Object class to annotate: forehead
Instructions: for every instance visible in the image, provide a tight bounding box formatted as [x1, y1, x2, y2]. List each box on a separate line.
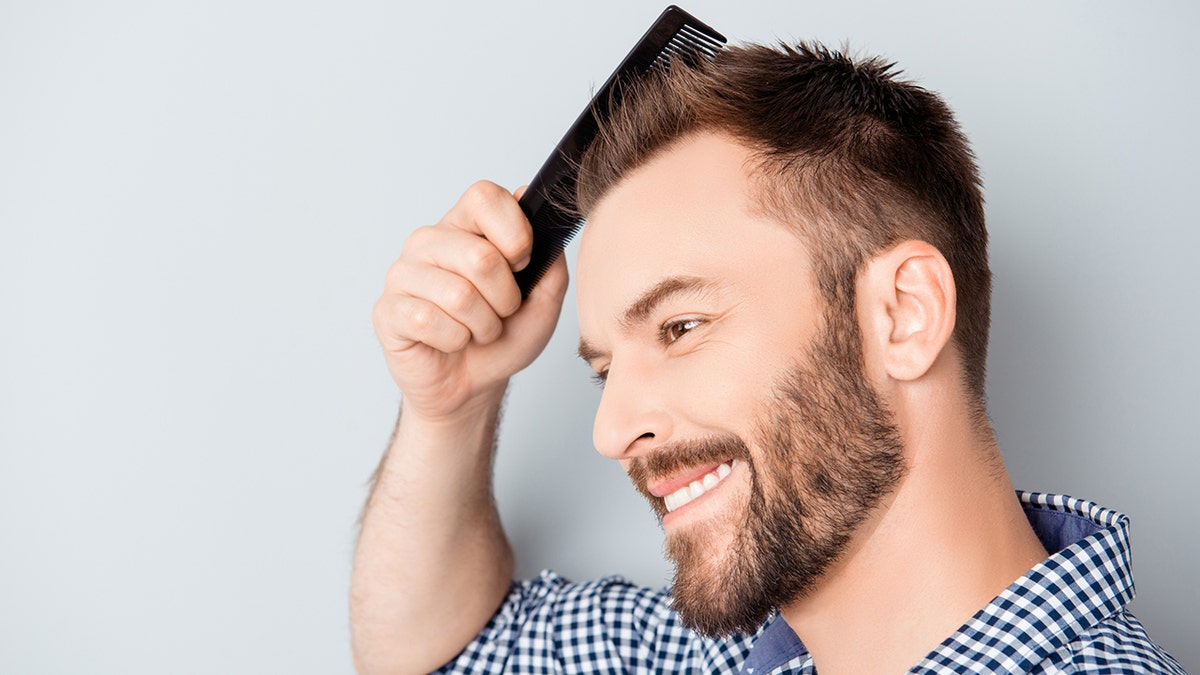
[576, 132, 815, 334]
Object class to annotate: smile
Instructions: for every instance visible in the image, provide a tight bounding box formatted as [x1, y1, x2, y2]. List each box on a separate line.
[663, 460, 736, 513]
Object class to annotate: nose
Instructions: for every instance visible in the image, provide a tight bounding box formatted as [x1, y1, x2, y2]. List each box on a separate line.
[592, 360, 674, 460]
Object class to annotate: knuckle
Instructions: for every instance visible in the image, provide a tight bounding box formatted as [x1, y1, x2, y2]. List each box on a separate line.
[403, 225, 438, 254]
[442, 278, 476, 313]
[407, 302, 437, 333]
[384, 260, 407, 290]
[466, 180, 505, 208]
[465, 240, 505, 275]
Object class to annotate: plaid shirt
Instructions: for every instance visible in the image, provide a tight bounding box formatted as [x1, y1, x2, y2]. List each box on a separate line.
[435, 492, 1187, 674]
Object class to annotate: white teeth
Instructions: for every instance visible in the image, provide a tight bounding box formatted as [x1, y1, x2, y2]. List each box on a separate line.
[663, 461, 736, 513]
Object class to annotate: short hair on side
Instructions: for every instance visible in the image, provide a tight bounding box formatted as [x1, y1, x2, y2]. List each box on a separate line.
[576, 42, 992, 412]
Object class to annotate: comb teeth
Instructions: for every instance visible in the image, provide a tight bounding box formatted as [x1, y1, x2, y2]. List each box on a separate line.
[650, 19, 724, 71]
[678, 25, 725, 55]
[513, 6, 727, 299]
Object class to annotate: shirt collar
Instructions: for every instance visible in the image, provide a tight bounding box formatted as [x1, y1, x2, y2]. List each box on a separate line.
[739, 491, 1136, 674]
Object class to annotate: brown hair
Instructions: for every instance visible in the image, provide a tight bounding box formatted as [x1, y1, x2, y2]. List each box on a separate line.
[577, 42, 991, 408]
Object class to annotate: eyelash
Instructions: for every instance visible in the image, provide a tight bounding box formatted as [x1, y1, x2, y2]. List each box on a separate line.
[589, 318, 705, 388]
[660, 317, 704, 345]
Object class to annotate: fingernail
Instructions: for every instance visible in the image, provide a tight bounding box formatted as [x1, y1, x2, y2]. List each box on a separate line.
[514, 255, 531, 272]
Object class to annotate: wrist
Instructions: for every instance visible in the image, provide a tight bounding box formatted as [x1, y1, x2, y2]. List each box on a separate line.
[398, 380, 508, 437]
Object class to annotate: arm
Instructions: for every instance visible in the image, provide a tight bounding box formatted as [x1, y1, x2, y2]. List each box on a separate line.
[350, 182, 569, 674]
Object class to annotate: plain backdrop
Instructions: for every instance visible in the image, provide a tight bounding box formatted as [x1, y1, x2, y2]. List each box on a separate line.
[1, 1, 1196, 673]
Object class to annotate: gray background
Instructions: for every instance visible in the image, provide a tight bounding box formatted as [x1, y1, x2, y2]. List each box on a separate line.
[1, 1, 1196, 673]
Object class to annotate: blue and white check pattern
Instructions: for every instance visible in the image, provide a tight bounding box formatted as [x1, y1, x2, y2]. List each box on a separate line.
[434, 492, 1187, 674]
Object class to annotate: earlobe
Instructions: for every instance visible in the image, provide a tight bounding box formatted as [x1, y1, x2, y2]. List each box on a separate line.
[864, 241, 956, 382]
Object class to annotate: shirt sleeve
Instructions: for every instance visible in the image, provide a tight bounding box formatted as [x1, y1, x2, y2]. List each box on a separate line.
[433, 569, 757, 674]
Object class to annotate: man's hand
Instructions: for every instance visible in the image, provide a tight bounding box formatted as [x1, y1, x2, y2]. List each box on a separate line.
[354, 181, 568, 675]
[372, 181, 569, 420]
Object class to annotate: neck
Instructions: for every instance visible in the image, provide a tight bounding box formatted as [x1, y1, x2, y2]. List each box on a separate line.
[780, 379, 1048, 675]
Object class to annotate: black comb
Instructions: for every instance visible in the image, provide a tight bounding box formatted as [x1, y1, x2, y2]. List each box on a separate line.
[513, 5, 726, 298]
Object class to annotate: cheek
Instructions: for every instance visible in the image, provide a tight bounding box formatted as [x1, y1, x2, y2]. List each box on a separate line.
[668, 348, 775, 428]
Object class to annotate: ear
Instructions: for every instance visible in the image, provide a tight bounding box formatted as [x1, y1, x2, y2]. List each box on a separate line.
[859, 240, 956, 382]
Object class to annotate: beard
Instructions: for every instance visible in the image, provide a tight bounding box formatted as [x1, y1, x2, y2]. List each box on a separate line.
[627, 304, 906, 638]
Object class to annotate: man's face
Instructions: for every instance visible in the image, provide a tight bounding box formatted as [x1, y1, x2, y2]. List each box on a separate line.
[576, 133, 905, 637]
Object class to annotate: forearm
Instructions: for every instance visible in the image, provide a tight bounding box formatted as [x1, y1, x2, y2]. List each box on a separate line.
[351, 392, 514, 675]
[357, 180, 568, 673]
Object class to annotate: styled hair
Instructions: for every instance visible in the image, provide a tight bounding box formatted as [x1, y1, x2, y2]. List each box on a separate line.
[576, 42, 991, 407]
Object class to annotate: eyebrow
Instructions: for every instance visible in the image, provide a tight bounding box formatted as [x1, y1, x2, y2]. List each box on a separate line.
[577, 275, 720, 363]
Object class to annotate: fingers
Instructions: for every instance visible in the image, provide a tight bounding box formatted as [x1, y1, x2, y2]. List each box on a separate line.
[387, 259, 505, 346]
[528, 251, 569, 308]
[376, 182, 534, 358]
[398, 226, 522, 320]
[441, 181, 534, 272]
[373, 293, 470, 355]
[498, 253, 569, 350]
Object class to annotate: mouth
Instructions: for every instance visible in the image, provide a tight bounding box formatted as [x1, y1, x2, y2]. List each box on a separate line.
[628, 435, 751, 522]
[657, 459, 737, 513]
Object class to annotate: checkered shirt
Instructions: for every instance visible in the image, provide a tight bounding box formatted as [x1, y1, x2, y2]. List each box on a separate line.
[434, 492, 1187, 674]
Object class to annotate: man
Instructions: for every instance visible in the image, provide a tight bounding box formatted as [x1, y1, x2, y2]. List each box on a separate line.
[352, 42, 1186, 674]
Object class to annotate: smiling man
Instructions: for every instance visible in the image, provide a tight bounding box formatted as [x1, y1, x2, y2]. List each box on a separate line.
[351, 44, 1185, 674]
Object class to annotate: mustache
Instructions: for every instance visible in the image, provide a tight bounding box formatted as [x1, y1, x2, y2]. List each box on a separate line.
[627, 434, 752, 512]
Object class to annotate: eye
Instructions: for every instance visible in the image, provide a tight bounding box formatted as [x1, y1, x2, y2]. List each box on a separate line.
[661, 318, 704, 345]
[590, 369, 608, 388]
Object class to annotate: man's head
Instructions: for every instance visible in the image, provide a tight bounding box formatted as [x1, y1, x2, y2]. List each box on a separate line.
[573, 43, 988, 637]
[578, 42, 989, 406]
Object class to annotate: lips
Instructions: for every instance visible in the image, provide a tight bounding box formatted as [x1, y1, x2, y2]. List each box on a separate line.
[627, 434, 751, 520]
